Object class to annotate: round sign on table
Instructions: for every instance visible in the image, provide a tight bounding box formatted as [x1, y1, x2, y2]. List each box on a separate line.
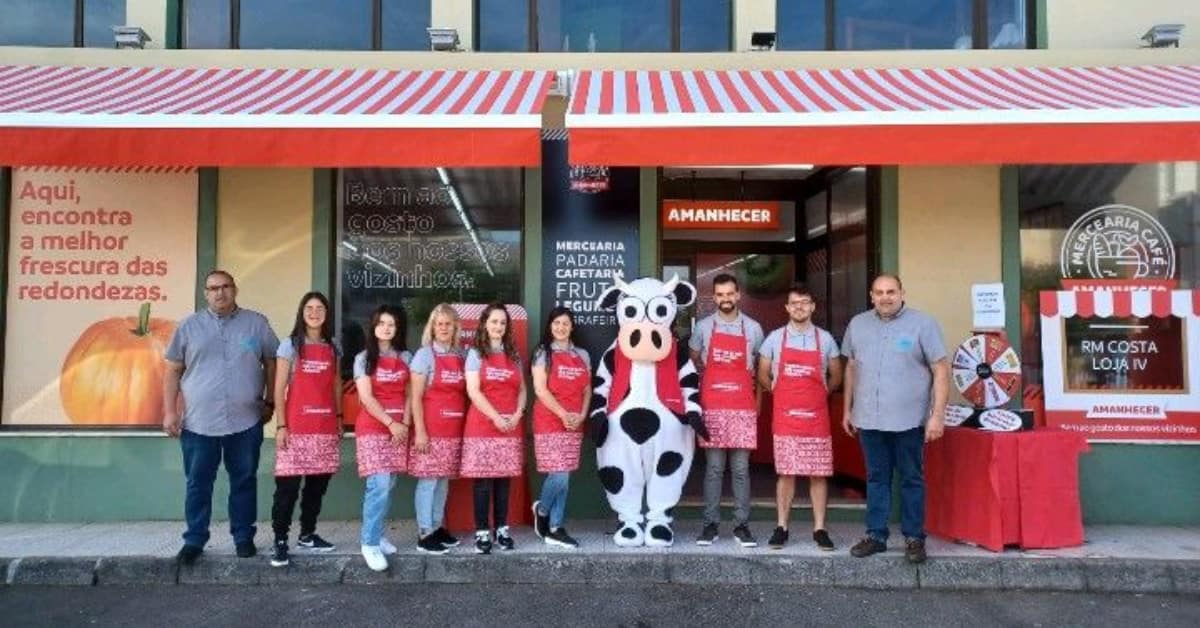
[952, 334, 1021, 409]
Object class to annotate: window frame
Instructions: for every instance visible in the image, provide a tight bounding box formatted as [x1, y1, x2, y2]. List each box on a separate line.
[4, 0, 111, 48]
[778, 0, 1037, 51]
[475, 0, 734, 52]
[181, 0, 430, 50]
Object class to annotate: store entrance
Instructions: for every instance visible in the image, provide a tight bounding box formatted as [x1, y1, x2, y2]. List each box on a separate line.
[660, 166, 875, 515]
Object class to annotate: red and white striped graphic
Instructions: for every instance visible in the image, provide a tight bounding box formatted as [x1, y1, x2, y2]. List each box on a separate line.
[566, 66, 1200, 165]
[0, 65, 553, 167]
[1040, 289, 1200, 318]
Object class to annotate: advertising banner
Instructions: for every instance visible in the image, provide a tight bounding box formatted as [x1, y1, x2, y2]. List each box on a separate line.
[3, 167, 198, 426]
[662, 199, 781, 230]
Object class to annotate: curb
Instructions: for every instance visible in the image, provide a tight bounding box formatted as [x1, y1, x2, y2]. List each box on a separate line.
[2, 554, 1198, 593]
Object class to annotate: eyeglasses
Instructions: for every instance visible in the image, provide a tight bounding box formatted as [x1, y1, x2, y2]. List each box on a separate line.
[786, 300, 814, 307]
[205, 283, 233, 292]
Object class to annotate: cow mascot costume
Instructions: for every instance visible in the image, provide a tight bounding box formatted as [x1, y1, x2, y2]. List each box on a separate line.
[589, 273, 707, 547]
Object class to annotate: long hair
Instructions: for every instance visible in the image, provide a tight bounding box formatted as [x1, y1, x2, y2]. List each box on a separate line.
[364, 304, 406, 376]
[288, 291, 334, 356]
[421, 303, 461, 348]
[473, 302, 518, 361]
[538, 306, 579, 364]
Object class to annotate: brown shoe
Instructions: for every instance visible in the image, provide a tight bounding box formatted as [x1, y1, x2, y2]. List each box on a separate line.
[905, 538, 927, 564]
[850, 537, 887, 558]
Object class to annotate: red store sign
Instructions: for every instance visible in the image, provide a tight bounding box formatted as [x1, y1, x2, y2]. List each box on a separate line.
[662, 200, 781, 230]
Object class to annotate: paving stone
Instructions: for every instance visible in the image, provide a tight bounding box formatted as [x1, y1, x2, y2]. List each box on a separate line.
[10, 557, 97, 586]
[259, 556, 348, 585]
[1084, 559, 1174, 594]
[997, 559, 1086, 592]
[1168, 561, 1200, 594]
[342, 555, 424, 584]
[178, 556, 268, 585]
[96, 557, 178, 585]
[827, 555, 918, 590]
[918, 558, 1003, 590]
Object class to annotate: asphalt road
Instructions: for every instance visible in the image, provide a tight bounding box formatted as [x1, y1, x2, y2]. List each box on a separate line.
[2, 585, 1197, 627]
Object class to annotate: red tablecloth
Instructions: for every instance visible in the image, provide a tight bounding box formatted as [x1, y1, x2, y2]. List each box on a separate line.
[925, 427, 1089, 551]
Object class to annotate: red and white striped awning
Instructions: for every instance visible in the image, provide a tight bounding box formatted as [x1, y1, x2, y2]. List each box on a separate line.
[566, 65, 1200, 165]
[0, 65, 552, 167]
[1040, 290, 1200, 318]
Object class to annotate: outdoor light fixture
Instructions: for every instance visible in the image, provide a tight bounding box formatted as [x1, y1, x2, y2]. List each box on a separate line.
[1141, 24, 1184, 48]
[112, 26, 150, 49]
[751, 31, 776, 51]
[427, 27, 461, 52]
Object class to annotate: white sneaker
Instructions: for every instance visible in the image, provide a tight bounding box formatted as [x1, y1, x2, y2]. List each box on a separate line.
[379, 537, 398, 556]
[361, 544, 388, 571]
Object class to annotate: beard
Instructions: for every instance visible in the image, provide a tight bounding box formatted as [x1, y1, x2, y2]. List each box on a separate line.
[717, 301, 736, 312]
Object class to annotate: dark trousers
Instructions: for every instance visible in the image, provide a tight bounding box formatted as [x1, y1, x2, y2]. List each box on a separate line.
[859, 426, 926, 542]
[473, 478, 511, 530]
[180, 424, 264, 548]
[271, 473, 333, 540]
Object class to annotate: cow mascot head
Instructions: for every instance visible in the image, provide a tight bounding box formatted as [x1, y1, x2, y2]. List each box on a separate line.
[588, 272, 707, 547]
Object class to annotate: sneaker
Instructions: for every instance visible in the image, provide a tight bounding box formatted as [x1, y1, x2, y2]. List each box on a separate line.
[417, 534, 449, 555]
[545, 528, 579, 548]
[905, 538, 927, 564]
[361, 544, 388, 571]
[235, 541, 257, 558]
[732, 524, 758, 548]
[474, 530, 493, 555]
[379, 537, 398, 555]
[297, 533, 335, 553]
[495, 526, 515, 551]
[767, 527, 789, 550]
[270, 540, 290, 567]
[431, 527, 459, 548]
[176, 544, 202, 566]
[696, 523, 719, 546]
[850, 537, 887, 558]
[813, 529, 836, 551]
[531, 501, 550, 539]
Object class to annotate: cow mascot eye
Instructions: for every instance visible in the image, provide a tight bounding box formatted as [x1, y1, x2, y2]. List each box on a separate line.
[588, 271, 705, 549]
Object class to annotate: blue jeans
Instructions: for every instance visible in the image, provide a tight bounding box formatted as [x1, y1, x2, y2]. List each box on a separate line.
[537, 472, 570, 529]
[361, 473, 395, 546]
[414, 477, 449, 535]
[180, 424, 264, 548]
[859, 427, 926, 542]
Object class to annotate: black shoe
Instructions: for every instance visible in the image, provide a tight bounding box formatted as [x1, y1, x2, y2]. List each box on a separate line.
[474, 531, 492, 555]
[417, 534, 449, 555]
[270, 540, 289, 567]
[696, 523, 719, 546]
[235, 541, 257, 558]
[732, 524, 757, 548]
[532, 501, 550, 539]
[495, 526, 515, 551]
[813, 529, 836, 551]
[545, 528, 579, 548]
[431, 527, 460, 548]
[850, 537, 887, 558]
[297, 533, 335, 552]
[767, 527, 789, 549]
[176, 544, 203, 565]
[905, 538, 927, 564]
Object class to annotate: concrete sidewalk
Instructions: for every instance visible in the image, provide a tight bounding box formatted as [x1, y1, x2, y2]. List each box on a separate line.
[2, 520, 1198, 593]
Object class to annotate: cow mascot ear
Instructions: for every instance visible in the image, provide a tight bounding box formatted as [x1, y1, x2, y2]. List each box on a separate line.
[597, 272, 629, 311]
[665, 274, 696, 308]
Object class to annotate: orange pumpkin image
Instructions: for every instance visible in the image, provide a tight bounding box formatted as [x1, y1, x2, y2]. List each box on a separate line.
[60, 303, 177, 425]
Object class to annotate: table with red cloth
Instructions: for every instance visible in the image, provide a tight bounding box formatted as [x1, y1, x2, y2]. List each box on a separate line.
[925, 426, 1090, 552]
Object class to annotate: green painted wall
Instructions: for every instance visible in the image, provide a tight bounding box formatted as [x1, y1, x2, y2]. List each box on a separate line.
[194, 168, 218, 308]
[876, 166, 899, 273]
[639, 167, 659, 277]
[311, 169, 335, 295]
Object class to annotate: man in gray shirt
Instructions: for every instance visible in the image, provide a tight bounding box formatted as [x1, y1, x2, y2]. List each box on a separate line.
[163, 270, 279, 565]
[689, 273, 765, 548]
[841, 274, 949, 564]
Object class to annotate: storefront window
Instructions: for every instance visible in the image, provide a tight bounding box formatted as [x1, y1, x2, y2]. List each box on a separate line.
[987, 0, 1026, 48]
[337, 168, 523, 374]
[680, 0, 732, 51]
[184, 0, 232, 48]
[477, 0, 531, 51]
[801, 168, 871, 340]
[536, 0, 669, 52]
[775, 0, 826, 51]
[776, 0, 1028, 50]
[381, 0, 432, 50]
[239, 0, 372, 49]
[0, 0, 123, 47]
[1018, 163, 1200, 392]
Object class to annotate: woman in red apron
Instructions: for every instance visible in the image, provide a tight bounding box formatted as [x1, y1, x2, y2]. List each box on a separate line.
[461, 302, 526, 554]
[353, 305, 412, 571]
[761, 285, 843, 551]
[409, 303, 467, 555]
[270, 291, 341, 568]
[530, 307, 590, 549]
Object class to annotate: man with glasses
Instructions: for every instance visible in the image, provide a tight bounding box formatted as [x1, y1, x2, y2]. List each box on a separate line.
[757, 283, 842, 550]
[163, 270, 279, 565]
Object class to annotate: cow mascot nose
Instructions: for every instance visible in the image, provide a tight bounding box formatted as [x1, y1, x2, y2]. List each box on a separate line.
[588, 272, 707, 547]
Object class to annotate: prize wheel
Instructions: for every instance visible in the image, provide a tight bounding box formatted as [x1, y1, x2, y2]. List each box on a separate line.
[952, 333, 1021, 409]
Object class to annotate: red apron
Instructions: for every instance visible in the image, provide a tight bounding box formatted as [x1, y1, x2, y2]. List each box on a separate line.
[354, 354, 410, 477]
[532, 347, 588, 473]
[772, 327, 833, 476]
[460, 350, 524, 478]
[699, 320, 758, 449]
[275, 341, 340, 477]
[409, 348, 467, 478]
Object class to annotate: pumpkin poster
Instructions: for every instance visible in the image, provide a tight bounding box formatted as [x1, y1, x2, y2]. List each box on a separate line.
[2, 167, 198, 426]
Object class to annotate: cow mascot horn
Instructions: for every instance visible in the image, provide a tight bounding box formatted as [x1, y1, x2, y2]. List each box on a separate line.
[588, 271, 707, 547]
